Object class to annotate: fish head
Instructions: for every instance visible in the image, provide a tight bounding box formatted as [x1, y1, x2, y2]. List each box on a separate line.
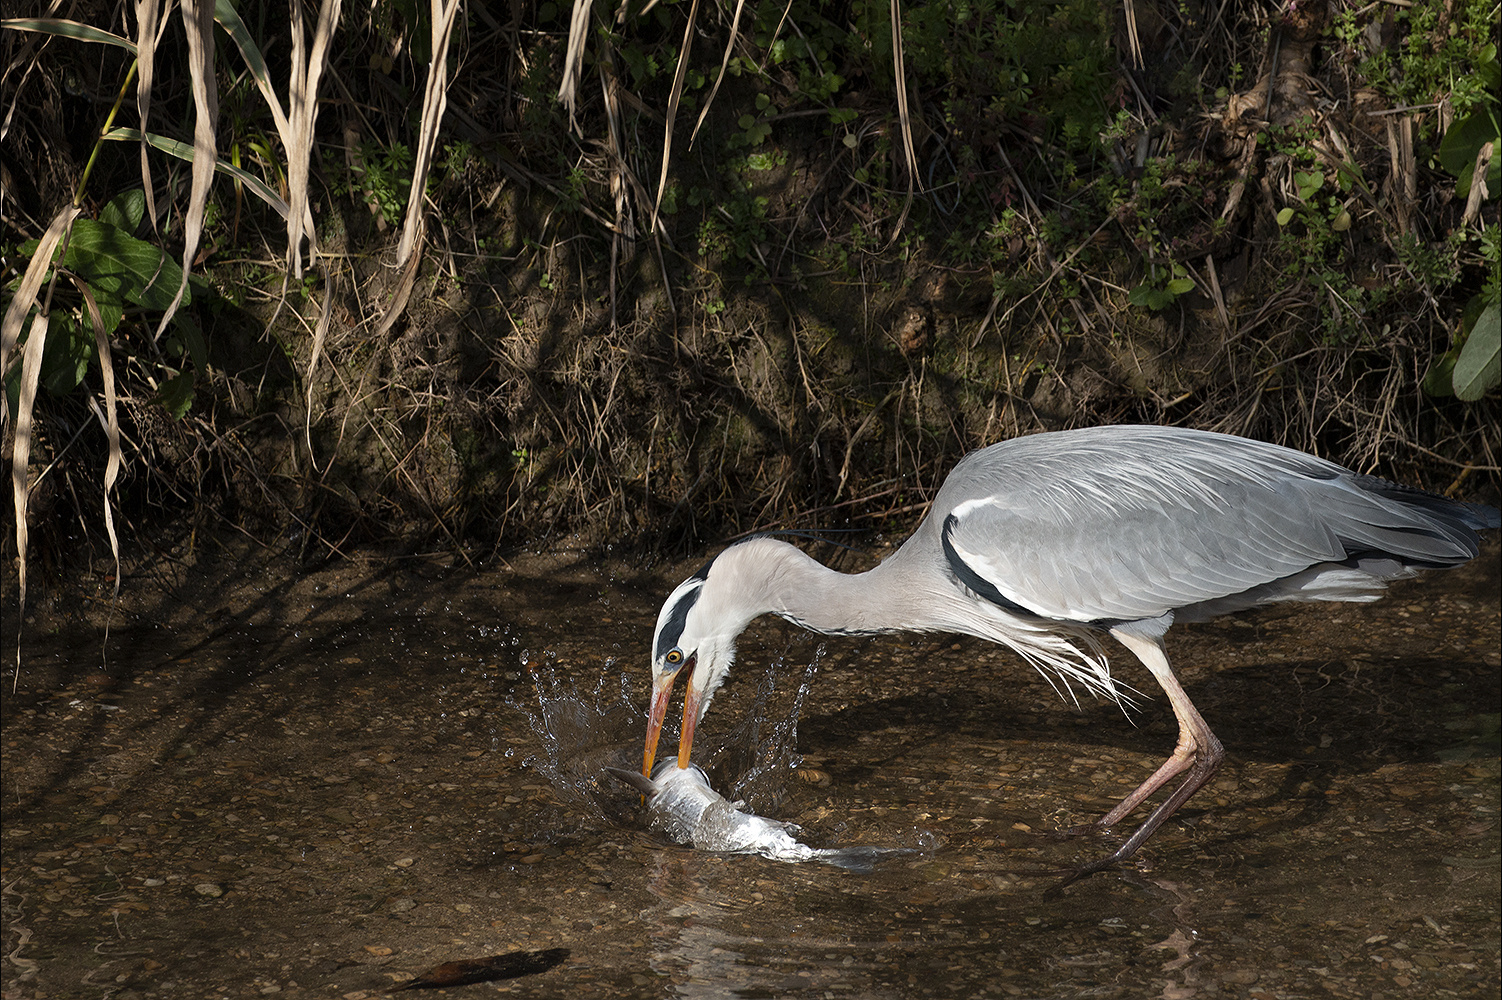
[604, 762, 714, 800]
[650, 760, 713, 790]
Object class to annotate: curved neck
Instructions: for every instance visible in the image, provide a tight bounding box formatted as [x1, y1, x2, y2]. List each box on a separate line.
[719, 538, 920, 636]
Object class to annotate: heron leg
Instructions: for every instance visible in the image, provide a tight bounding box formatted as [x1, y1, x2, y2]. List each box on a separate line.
[1057, 630, 1224, 885]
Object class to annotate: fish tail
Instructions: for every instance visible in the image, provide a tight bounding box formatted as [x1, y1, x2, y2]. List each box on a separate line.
[815, 846, 911, 873]
[602, 766, 657, 796]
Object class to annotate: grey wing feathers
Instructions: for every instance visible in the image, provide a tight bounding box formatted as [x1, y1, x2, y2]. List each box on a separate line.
[938, 426, 1495, 625]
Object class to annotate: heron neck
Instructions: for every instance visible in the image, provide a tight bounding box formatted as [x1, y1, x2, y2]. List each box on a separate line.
[756, 541, 918, 635]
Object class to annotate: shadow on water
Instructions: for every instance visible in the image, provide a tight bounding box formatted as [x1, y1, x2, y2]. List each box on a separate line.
[1, 538, 1497, 998]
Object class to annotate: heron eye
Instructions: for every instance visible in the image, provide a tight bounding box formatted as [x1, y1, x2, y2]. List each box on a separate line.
[665, 649, 683, 666]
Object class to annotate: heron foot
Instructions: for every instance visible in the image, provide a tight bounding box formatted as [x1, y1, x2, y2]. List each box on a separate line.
[1050, 855, 1131, 892]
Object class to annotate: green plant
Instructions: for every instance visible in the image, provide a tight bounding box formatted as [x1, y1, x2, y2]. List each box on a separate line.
[866, 0, 1113, 156]
[1128, 263, 1195, 311]
[1426, 228, 1502, 401]
[1435, 43, 1501, 201]
[1335, 3, 1500, 132]
[6, 196, 208, 419]
[329, 141, 415, 230]
[727, 94, 774, 150]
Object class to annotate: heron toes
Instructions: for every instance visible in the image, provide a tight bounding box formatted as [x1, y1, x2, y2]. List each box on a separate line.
[1050, 855, 1130, 892]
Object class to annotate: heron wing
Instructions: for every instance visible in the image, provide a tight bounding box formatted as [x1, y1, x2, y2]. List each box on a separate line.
[936, 426, 1478, 624]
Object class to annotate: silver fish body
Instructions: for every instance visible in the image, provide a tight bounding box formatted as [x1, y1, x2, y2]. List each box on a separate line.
[604, 763, 900, 872]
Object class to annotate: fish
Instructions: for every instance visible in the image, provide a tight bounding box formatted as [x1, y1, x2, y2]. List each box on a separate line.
[603, 762, 907, 872]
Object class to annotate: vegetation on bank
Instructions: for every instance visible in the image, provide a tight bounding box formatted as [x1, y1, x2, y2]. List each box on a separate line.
[2, 0, 1498, 610]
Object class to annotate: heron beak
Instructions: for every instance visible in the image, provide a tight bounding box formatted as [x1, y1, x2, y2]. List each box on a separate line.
[677, 678, 703, 769]
[643, 671, 677, 777]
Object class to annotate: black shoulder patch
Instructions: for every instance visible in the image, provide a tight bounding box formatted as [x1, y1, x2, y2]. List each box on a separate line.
[941, 514, 1042, 619]
[655, 583, 703, 660]
[942, 514, 1122, 629]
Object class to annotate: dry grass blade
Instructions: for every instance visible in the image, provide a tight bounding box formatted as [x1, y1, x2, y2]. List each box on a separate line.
[598, 52, 629, 326]
[133, 0, 166, 233]
[284, 0, 342, 278]
[1122, 0, 1143, 70]
[1, 206, 80, 405]
[74, 279, 123, 600]
[287, 0, 311, 265]
[888, 0, 919, 229]
[1385, 115, 1416, 236]
[373, 252, 421, 339]
[651, 0, 702, 234]
[1461, 140, 1493, 227]
[154, 0, 217, 341]
[0, 205, 71, 667]
[8, 311, 50, 682]
[558, 0, 593, 126]
[396, 0, 462, 268]
[305, 276, 336, 465]
[689, 0, 750, 148]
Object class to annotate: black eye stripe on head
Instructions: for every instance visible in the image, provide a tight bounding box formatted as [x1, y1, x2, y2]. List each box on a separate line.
[655, 584, 703, 661]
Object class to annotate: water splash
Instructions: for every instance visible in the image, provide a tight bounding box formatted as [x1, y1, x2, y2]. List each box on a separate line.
[517, 649, 822, 824]
[703, 651, 820, 815]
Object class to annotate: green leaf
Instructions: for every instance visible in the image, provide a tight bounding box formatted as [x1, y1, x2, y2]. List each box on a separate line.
[1477, 43, 1501, 92]
[1453, 301, 1501, 401]
[100, 189, 147, 233]
[1422, 345, 1458, 397]
[1, 17, 136, 52]
[1438, 109, 1502, 199]
[103, 127, 290, 219]
[156, 371, 196, 419]
[1129, 283, 1175, 310]
[1165, 277, 1195, 295]
[1276, 207, 1295, 226]
[213, 0, 275, 98]
[170, 313, 209, 370]
[59, 219, 188, 312]
[40, 312, 94, 396]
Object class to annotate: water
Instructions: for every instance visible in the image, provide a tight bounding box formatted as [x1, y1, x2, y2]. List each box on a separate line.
[518, 652, 823, 827]
[1, 539, 1497, 998]
[518, 650, 924, 870]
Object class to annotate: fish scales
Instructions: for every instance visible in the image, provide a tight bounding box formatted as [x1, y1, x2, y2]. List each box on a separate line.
[603, 763, 905, 872]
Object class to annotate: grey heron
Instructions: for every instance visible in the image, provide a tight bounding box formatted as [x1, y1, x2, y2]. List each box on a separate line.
[641, 424, 1499, 879]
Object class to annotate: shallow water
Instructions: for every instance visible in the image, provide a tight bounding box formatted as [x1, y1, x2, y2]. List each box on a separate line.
[2, 538, 1498, 998]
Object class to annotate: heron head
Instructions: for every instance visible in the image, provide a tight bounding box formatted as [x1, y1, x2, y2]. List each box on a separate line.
[642, 558, 747, 776]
